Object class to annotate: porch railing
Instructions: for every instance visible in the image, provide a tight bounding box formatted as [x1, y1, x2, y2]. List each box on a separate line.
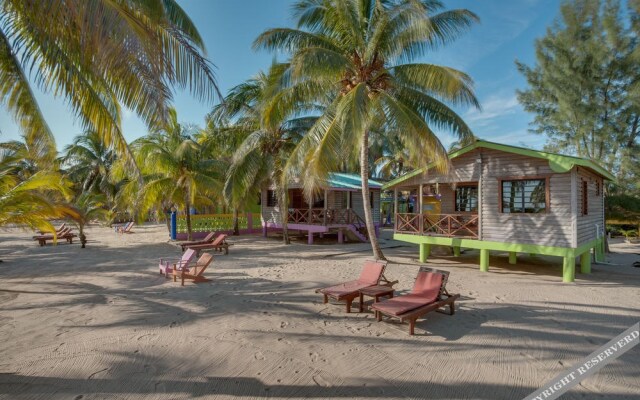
[395, 213, 479, 239]
[286, 208, 366, 227]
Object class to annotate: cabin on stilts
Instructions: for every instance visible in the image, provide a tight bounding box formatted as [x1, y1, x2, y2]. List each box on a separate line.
[384, 140, 614, 282]
[260, 173, 382, 244]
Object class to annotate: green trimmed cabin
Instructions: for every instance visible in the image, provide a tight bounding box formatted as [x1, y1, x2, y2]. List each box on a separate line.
[383, 140, 614, 282]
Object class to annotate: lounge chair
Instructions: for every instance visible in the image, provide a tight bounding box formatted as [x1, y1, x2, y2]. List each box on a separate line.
[117, 221, 134, 234]
[173, 252, 214, 286]
[186, 234, 232, 255]
[32, 227, 77, 246]
[179, 232, 217, 252]
[38, 223, 66, 235]
[315, 260, 392, 313]
[371, 267, 460, 335]
[159, 249, 196, 277]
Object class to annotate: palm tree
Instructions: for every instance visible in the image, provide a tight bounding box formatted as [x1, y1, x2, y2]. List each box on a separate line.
[0, 151, 76, 236]
[0, 0, 219, 168]
[255, 0, 479, 259]
[128, 110, 225, 241]
[70, 192, 111, 248]
[210, 63, 317, 244]
[62, 130, 118, 204]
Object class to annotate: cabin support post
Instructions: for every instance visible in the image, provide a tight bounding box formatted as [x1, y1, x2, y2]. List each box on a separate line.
[508, 252, 517, 264]
[580, 251, 591, 274]
[308, 231, 313, 245]
[393, 188, 398, 230]
[338, 229, 344, 244]
[419, 243, 430, 263]
[262, 225, 267, 237]
[562, 253, 575, 282]
[479, 249, 489, 272]
[453, 246, 461, 257]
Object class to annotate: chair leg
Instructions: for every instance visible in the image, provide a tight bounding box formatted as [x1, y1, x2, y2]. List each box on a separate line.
[323, 294, 328, 304]
[181, 273, 185, 286]
[376, 311, 382, 322]
[449, 301, 456, 315]
[345, 298, 352, 313]
[409, 318, 416, 335]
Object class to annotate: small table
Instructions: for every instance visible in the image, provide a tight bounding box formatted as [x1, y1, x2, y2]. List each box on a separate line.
[359, 285, 395, 313]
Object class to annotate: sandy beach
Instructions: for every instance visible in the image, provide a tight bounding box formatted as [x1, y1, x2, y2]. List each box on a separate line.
[0, 224, 639, 399]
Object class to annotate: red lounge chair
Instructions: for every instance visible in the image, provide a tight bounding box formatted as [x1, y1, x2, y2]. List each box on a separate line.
[173, 252, 214, 286]
[316, 260, 390, 313]
[371, 267, 460, 335]
[179, 232, 217, 252]
[159, 249, 196, 277]
[186, 234, 232, 255]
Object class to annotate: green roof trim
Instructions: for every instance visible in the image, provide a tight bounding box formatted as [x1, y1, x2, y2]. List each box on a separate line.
[326, 173, 383, 190]
[382, 140, 615, 190]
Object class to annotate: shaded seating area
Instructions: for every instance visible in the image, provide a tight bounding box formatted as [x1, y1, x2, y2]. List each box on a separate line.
[371, 267, 460, 335]
[179, 231, 217, 252]
[316, 260, 394, 313]
[186, 234, 232, 255]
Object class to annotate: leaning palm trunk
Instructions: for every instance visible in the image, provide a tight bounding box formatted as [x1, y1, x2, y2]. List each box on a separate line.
[185, 198, 193, 241]
[277, 184, 290, 244]
[360, 133, 385, 260]
[232, 207, 240, 236]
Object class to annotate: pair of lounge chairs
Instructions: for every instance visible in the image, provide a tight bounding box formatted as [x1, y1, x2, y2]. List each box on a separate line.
[114, 221, 134, 234]
[159, 249, 213, 286]
[317, 261, 460, 335]
[179, 232, 231, 255]
[32, 226, 78, 246]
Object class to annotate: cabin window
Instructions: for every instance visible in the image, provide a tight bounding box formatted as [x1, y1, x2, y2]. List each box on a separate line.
[266, 190, 277, 207]
[500, 179, 547, 213]
[595, 180, 601, 196]
[455, 186, 478, 212]
[582, 180, 588, 215]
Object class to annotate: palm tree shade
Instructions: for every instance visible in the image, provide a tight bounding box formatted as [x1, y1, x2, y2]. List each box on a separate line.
[255, 0, 480, 259]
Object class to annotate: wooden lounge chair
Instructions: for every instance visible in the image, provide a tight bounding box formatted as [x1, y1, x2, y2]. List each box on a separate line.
[32, 227, 77, 246]
[179, 232, 217, 252]
[38, 223, 66, 235]
[315, 260, 394, 313]
[159, 249, 196, 277]
[173, 252, 214, 286]
[186, 234, 232, 255]
[371, 267, 460, 335]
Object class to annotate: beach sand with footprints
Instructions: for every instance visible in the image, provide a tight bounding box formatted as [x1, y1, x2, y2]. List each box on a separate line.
[0, 224, 639, 399]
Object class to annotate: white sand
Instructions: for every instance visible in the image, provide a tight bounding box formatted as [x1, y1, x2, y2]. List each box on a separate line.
[0, 224, 639, 399]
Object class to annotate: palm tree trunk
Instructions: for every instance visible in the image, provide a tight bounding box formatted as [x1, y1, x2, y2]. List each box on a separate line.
[232, 207, 240, 236]
[278, 184, 290, 244]
[360, 133, 386, 260]
[185, 198, 193, 241]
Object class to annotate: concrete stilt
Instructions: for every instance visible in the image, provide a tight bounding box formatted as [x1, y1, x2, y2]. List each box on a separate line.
[580, 251, 591, 274]
[262, 226, 267, 237]
[338, 230, 344, 244]
[419, 243, 431, 263]
[308, 231, 313, 245]
[453, 246, 461, 257]
[508, 252, 517, 264]
[480, 249, 489, 272]
[563, 256, 575, 282]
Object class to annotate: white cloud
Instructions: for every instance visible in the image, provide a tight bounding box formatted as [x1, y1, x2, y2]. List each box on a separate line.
[464, 94, 521, 127]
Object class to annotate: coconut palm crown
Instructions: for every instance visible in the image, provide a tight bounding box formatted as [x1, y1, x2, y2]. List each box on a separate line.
[254, 0, 480, 259]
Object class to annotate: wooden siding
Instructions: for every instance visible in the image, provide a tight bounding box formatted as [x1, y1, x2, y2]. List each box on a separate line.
[399, 149, 482, 187]
[351, 190, 381, 223]
[576, 167, 605, 246]
[479, 149, 574, 247]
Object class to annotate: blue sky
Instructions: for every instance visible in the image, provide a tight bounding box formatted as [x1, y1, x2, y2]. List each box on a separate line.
[0, 0, 558, 150]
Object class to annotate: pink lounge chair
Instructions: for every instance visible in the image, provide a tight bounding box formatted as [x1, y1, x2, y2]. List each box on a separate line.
[172, 252, 214, 286]
[186, 234, 232, 255]
[315, 260, 391, 313]
[371, 267, 460, 335]
[117, 221, 134, 234]
[179, 232, 217, 252]
[159, 249, 196, 277]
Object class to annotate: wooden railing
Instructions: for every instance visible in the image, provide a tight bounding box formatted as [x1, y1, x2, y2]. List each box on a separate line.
[286, 208, 366, 226]
[395, 213, 479, 239]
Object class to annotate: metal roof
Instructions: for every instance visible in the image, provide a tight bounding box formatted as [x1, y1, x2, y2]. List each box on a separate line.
[326, 173, 383, 190]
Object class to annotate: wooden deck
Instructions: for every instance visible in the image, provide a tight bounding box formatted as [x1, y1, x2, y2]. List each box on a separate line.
[395, 213, 479, 239]
[287, 208, 366, 227]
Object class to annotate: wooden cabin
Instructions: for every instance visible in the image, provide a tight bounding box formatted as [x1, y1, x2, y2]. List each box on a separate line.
[260, 173, 382, 244]
[383, 140, 614, 282]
